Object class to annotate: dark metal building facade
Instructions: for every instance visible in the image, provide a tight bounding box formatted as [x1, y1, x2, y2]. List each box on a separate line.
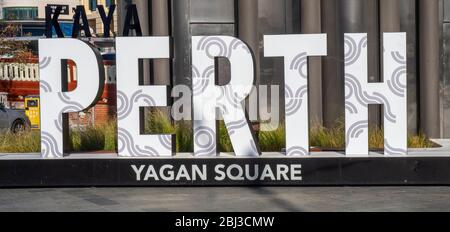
[116, 0, 447, 138]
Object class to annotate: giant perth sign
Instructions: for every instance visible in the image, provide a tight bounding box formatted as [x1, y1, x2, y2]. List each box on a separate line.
[0, 4, 428, 187]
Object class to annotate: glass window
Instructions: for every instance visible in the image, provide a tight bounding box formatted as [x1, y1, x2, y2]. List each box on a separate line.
[190, 24, 235, 85]
[89, 0, 98, 11]
[190, 24, 235, 36]
[445, 0, 450, 22]
[26, 100, 38, 108]
[22, 24, 46, 36]
[259, 0, 297, 86]
[190, 0, 236, 86]
[190, 0, 235, 23]
[3, 7, 38, 21]
[106, 0, 115, 7]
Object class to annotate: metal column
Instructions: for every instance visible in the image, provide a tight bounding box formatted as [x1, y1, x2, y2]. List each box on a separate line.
[324, 0, 366, 128]
[171, 0, 191, 87]
[419, 0, 441, 138]
[377, 0, 401, 128]
[301, 0, 323, 125]
[238, 0, 260, 80]
[133, 0, 151, 85]
[322, 0, 343, 128]
[117, 0, 130, 35]
[151, 0, 171, 86]
[380, 0, 400, 32]
[364, 0, 381, 127]
[238, 0, 260, 124]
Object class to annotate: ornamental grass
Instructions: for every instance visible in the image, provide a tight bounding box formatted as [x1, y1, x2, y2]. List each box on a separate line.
[0, 111, 436, 153]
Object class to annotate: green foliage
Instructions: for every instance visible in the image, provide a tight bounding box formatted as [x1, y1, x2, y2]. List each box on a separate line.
[174, 121, 194, 152]
[71, 121, 117, 152]
[145, 110, 174, 134]
[0, 130, 40, 153]
[218, 121, 233, 152]
[408, 132, 435, 149]
[310, 121, 346, 150]
[0, 21, 32, 60]
[258, 124, 285, 152]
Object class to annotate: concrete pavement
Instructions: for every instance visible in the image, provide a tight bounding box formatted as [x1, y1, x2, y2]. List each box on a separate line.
[0, 187, 450, 212]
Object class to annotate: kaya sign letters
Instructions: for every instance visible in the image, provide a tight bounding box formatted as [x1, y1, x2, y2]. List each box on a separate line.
[38, 33, 407, 158]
